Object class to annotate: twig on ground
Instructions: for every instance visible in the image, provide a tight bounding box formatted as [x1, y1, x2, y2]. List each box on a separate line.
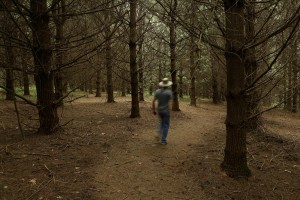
[88, 188, 101, 192]
[13, 99, 25, 140]
[269, 151, 283, 163]
[12, 152, 51, 157]
[44, 164, 56, 183]
[25, 177, 52, 200]
[60, 119, 74, 127]
[65, 95, 86, 103]
[44, 164, 53, 176]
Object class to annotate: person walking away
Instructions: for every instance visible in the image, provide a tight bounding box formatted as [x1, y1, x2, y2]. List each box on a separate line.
[152, 78, 173, 145]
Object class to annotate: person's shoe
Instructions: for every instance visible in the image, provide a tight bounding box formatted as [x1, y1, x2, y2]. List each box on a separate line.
[161, 142, 167, 145]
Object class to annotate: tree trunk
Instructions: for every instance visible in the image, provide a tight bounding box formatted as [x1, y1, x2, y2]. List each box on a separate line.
[211, 55, 221, 104]
[149, 63, 154, 96]
[106, 41, 114, 102]
[121, 79, 126, 97]
[5, 46, 15, 100]
[189, 40, 197, 105]
[105, 0, 114, 103]
[189, 1, 197, 106]
[129, 0, 140, 118]
[286, 63, 293, 111]
[31, 0, 59, 134]
[89, 78, 93, 94]
[3, 1, 15, 101]
[95, 69, 101, 97]
[178, 67, 183, 98]
[22, 56, 30, 96]
[291, 38, 298, 113]
[221, 0, 251, 177]
[170, 0, 180, 111]
[283, 64, 288, 109]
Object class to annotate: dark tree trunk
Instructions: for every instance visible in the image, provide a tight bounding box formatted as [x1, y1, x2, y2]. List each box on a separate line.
[211, 58, 221, 104]
[95, 70, 101, 97]
[89, 78, 93, 94]
[3, 1, 15, 101]
[149, 64, 153, 96]
[158, 63, 162, 82]
[291, 38, 299, 113]
[283, 64, 288, 109]
[22, 57, 30, 96]
[158, 42, 163, 82]
[286, 63, 293, 110]
[189, 1, 197, 106]
[178, 67, 183, 98]
[221, 0, 251, 177]
[5, 47, 15, 100]
[138, 6, 145, 102]
[189, 42, 197, 105]
[105, 1, 114, 103]
[31, 0, 59, 134]
[129, 0, 140, 118]
[121, 79, 126, 97]
[106, 41, 114, 102]
[170, 0, 180, 111]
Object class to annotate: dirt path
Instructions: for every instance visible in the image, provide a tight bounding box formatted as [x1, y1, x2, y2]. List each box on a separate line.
[95, 100, 225, 199]
[1, 97, 299, 200]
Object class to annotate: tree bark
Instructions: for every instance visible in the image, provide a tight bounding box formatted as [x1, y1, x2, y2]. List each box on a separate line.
[129, 0, 140, 118]
[30, 0, 59, 134]
[89, 78, 93, 94]
[170, 0, 180, 111]
[221, 0, 251, 177]
[22, 56, 30, 96]
[189, 1, 197, 106]
[105, 0, 114, 103]
[149, 62, 154, 96]
[178, 67, 183, 98]
[95, 69, 102, 97]
[291, 37, 298, 113]
[4, 45, 15, 100]
[3, 1, 15, 100]
[121, 79, 126, 97]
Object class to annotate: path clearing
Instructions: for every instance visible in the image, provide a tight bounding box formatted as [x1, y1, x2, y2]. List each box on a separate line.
[95, 100, 225, 199]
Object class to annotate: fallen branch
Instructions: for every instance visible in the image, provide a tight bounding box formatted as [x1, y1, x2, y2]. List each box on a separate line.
[60, 119, 74, 127]
[44, 164, 54, 177]
[13, 98, 25, 140]
[25, 177, 53, 200]
[65, 95, 86, 103]
[12, 152, 51, 157]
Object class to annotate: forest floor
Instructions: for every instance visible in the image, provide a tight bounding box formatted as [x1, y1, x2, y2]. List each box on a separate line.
[0, 96, 300, 200]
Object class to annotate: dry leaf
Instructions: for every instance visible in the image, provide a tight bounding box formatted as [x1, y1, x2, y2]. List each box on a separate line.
[29, 178, 37, 185]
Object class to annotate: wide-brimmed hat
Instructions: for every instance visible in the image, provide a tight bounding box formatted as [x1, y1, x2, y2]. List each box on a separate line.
[159, 78, 173, 87]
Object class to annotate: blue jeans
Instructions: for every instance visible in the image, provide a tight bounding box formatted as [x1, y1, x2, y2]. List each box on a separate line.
[158, 112, 170, 143]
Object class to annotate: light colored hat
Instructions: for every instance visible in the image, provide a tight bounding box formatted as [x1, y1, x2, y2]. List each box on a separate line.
[159, 78, 173, 87]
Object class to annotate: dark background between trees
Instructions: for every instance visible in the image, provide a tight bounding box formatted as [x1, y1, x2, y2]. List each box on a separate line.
[0, 0, 299, 177]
